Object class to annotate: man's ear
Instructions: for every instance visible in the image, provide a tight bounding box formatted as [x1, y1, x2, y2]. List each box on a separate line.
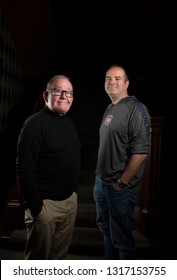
[126, 80, 129, 89]
[43, 91, 48, 102]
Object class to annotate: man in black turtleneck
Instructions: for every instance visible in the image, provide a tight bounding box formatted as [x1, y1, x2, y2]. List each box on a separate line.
[16, 75, 81, 260]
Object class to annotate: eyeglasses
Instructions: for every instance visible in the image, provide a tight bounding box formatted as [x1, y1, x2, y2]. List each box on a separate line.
[47, 88, 74, 98]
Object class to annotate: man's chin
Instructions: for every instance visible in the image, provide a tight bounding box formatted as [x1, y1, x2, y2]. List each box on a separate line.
[55, 109, 67, 116]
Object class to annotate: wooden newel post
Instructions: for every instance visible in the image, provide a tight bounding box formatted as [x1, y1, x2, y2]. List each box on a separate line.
[3, 180, 24, 230]
[140, 116, 167, 237]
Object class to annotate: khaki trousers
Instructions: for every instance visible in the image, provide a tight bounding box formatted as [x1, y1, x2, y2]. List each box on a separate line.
[24, 192, 77, 259]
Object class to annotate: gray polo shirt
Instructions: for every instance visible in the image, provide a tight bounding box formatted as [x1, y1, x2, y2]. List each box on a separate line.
[95, 96, 150, 193]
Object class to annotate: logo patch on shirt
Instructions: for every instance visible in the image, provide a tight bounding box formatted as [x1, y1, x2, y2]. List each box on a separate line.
[104, 115, 113, 126]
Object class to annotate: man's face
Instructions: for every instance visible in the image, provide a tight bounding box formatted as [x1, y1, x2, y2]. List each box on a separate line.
[44, 78, 74, 115]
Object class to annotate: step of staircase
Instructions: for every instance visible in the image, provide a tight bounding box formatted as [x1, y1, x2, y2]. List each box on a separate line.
[76, 203, 97, 228]
[6, 226, 149, 258]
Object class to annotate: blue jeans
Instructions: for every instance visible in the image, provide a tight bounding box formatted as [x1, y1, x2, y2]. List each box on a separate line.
[93, 176, 138, 260]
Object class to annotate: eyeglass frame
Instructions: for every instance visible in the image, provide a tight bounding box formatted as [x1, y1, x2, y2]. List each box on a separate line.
[47, 87, 74, 98]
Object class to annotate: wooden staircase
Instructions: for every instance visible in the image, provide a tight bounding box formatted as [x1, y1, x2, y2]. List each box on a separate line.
[68, 93, 105, 255]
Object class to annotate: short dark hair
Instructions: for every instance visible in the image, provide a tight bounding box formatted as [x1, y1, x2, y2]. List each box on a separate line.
[107, 64, 129, 81]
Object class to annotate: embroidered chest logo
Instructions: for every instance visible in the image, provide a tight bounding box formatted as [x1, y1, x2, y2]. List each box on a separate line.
[104, 115, 113, 126]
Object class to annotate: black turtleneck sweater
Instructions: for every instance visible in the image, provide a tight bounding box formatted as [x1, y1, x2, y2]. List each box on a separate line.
[16, 106, 81, 216]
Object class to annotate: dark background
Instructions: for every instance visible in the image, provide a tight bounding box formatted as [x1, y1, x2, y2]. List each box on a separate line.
[0, 0, 176, 234]
[0, 0, 176, 117]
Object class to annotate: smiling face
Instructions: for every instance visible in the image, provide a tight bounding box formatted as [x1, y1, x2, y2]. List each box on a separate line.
[105, 66, 129, 104]
[43, 77, 74, 115]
